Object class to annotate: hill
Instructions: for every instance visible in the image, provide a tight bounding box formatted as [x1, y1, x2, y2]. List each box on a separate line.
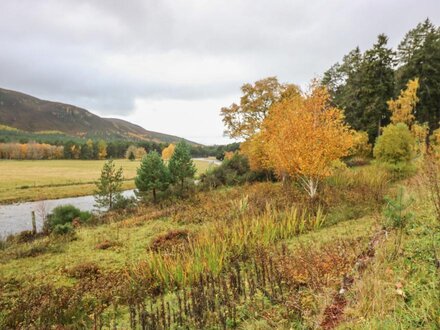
[0, 88, 197, 144]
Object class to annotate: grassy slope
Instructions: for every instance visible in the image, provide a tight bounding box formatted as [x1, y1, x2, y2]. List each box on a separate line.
[339, 183, 440, 329]
[0, 190, 377, 329]
[0, 169, 438, 328]
[0, 159, 215, 203]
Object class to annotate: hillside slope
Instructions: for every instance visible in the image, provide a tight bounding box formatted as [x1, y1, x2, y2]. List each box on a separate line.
[0, 88, 196, 144]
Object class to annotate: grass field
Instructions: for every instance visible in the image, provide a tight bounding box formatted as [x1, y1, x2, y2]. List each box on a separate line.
[0, 167, 438, 328]
[0, 159, 216, 204]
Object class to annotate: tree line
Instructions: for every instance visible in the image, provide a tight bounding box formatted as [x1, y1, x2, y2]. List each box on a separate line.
[0, 142, 64, 160]
[322, 19, 440, 141]
[0, 132, 239, 160]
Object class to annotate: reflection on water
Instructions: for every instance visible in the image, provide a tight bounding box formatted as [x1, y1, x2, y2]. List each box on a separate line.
[0, 190, 135, 236]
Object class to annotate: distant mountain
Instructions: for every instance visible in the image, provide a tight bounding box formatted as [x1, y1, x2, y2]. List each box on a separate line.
[0, 88, 198, 144]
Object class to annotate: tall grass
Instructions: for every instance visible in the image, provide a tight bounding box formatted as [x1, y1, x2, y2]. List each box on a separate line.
[135, 203, 326, 292]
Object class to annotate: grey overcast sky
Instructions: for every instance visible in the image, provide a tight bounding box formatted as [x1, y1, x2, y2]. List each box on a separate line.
[0, 1, 439, 144]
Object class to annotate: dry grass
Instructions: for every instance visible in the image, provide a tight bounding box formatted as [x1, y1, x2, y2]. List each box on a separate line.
[0, 159, 213, 203]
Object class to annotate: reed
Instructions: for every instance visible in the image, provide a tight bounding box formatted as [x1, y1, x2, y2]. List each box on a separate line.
[136, 204, 326, 293]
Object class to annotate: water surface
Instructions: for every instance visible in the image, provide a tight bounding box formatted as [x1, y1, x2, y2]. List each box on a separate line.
[0, 190, 135, 236]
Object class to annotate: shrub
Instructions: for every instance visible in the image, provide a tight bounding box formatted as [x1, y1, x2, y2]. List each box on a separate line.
[200, 153, 261, 189]
[44, 205, 91, 233]
[52, 223, 75, 236]
[350, 130, 372, 159]
[112, 195, 137, 210]
[373, 124, 416, 176]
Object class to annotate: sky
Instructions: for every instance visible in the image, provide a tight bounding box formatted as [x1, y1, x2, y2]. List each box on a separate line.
[0, 1, 439, 145]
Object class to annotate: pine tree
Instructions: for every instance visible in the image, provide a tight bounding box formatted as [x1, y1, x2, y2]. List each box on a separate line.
[359, 34, 395, 139]
[324, 35, 395, 141]
[94, 159, 124, 209]
[396, 19, 440, 129]
[135, 151, 170, 202]
[323, 47, 364, 130]
[168, 141, 196, 190]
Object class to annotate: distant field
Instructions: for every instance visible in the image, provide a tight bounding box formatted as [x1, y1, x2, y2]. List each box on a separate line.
[0, 159, 216, 204]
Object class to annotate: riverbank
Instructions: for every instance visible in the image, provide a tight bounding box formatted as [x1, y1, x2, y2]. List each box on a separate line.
[0, 158, 216, 204]
[1, 169, 437, 328]
[0, 190, 136, 236]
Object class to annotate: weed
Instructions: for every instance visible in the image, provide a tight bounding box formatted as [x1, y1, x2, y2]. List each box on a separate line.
[95, 239, 122, 250]
[64, 262, 101, 279]
[383, 187, 414, 258]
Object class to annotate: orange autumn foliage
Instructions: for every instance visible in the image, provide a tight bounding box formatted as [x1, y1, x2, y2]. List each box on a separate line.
[162, 143, 175, 161]
[240, 132, 270, 171]
[261, 84, 354, 196]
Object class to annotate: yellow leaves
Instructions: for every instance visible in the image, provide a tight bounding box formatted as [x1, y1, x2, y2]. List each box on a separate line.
[240, 132, 270, 171]
[386, 78, 427, 156]
[350, 131, 372, 158]
[429, 128, 440, 159]
[97, 140, 107, 160]
[162, 143, 175, 161]
[411, 122, 429, 156]
[387, 78, 419, 126]
[220, 77, 300, 139]
[261, 84, 354, 181]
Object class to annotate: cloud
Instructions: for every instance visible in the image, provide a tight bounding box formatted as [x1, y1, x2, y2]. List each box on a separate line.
[0, 0, 439, 144]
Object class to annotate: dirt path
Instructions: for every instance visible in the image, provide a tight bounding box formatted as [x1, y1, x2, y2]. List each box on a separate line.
[320, 229, 387, 329]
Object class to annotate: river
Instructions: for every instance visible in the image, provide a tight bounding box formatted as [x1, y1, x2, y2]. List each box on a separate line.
[0, 158, 221, 237]
[0, 190, 135, 237]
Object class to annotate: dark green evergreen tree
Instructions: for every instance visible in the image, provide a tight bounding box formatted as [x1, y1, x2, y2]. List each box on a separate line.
[323, 34, 395, 140]
[358, 34, 395, 139]
[395, 19, 440, 129]
[135, 151, 170, 202]
[168, 141, 196, 190]
[323, 47, 363, 129]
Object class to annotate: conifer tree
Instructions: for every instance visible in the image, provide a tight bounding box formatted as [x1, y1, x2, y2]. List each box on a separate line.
[94, 159, 124, 209]
[135, 151, 170, 202]
[168, 141, 196, 190]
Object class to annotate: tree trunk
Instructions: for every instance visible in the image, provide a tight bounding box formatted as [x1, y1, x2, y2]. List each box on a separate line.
[377, 117, 382, 137]
[299, 175, 319, 199]
[153, 188, 157, 203]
